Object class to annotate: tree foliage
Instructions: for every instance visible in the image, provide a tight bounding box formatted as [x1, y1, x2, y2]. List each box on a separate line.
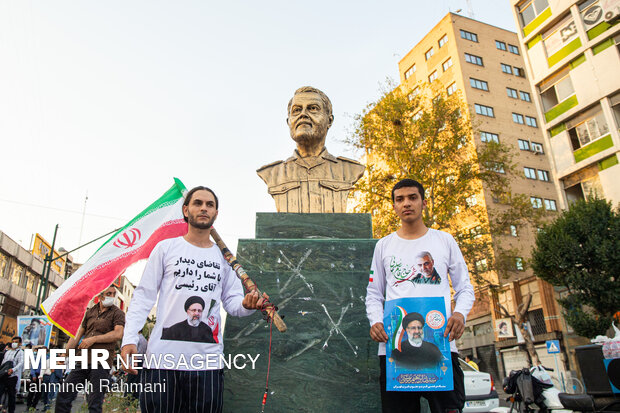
[532, 198, 620, 338]
[347, 81, 545, 285]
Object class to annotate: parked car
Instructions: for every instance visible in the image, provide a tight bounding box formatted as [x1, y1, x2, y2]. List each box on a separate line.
[460, 358, 500, 413]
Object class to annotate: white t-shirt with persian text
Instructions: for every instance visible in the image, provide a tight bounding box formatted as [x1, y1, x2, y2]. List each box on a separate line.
[122, 236, 254, 370]
[365, 229, 475, 355]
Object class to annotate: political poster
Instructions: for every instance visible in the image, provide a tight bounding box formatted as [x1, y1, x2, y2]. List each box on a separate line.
[495, 318, 514, 338]
[384, 296, 453, 391]
[17, 315, 53, 347]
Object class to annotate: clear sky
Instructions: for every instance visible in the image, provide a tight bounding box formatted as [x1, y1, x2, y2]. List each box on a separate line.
[0, 1, 517, 283]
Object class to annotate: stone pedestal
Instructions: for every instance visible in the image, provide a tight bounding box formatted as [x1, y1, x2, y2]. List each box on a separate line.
[223, 213, 380, 412]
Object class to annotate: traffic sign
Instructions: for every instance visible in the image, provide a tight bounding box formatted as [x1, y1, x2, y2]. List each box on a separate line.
[546, 340, 560, 354]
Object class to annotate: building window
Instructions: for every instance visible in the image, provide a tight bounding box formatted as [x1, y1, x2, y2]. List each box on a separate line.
[537, 169, 550, 181]
[460, 29, 479, 42]
[510, 225, 518, 237]
[439, 34, 448, 48]
[531, 142, 544, 153]
[544, 199, 558, 211]
[488, 163, 506, 173]
[567, 106, 610, 150]
[466, 195, 478, 207]
[465, 53, 484, 66]
[531, 196, 543, 208]
[515, 257, 525, 271]
[539, 68, 575, 112]
[404, 64, 416, 80]
[507, 87, 518, 98]
[518, 0, 550, 27]
[428, 70, 438, 83]
[447, 82, 457, 96]
[513, 113, 525, 124]
[425, 47, 435, 60]
[481, 131, 499, 143]
[475, 259, 488, 272]
[501, 63, 513, 74]
[442, 57, 453, 71]
[526, 116, 538, 127]
[475, 104, 495, 117]
[508, 44, 520, 54]
[470, 78, 489, 91]
[496, 40, 507, 50]
[518, 139, 530, 150]
[524, 167, 537, 179]
[542, 16, 579, 58]
[513, 67, 526, 77]
[519, 91, 532, 102]
[470, 225, 483, 239]
[10, 263, 23, 286]
[408, 87, 420, 101]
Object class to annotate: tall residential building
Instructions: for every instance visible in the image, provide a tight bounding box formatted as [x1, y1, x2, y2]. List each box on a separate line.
[509, 0, 620, 206]
[395, 13, 571, 383]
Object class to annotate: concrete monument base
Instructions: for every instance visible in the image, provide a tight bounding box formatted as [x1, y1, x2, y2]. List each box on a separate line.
[223, 213, 380, 412]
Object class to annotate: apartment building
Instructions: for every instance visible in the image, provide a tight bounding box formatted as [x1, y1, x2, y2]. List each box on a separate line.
[395, 13, 572, 383]
[0, 230, 67, 345]
[509, 0, 620, 206]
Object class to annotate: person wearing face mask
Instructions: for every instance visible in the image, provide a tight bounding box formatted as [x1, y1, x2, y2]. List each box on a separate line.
[54, 286, 125, 413]
[0, 336, 23, 413]
[161, 296, 216, 343]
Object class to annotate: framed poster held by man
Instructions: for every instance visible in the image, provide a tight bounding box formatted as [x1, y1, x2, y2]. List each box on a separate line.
[384, 296, 453, 391]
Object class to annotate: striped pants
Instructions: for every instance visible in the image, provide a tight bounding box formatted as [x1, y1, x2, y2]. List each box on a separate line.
[140, 369, 223, 413]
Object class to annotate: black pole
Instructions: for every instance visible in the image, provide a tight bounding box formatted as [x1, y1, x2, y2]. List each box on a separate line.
[41, 224, 59, 307]
[35, 224, 58, 314]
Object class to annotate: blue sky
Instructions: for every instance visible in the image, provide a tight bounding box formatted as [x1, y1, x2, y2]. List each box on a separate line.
[0, 0, 518, 282]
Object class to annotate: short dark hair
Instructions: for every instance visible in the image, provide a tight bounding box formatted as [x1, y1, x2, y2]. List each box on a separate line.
[12, 336, 22, 343]
[183, 186, 219, 222]
[391, 179, 425, 202]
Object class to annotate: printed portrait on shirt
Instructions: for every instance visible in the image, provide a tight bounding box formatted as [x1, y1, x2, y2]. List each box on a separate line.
[389, 250, 442, 287]
[161, 296, 218, 343]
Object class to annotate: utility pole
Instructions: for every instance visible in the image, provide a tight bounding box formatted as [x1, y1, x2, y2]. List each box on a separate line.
[35, 224, 58, 312]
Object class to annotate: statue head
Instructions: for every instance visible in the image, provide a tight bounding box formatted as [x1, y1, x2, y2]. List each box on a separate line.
[286, 86, 334, 155]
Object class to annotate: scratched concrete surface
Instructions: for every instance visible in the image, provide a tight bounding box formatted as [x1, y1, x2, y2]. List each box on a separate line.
[223, 213, 380, 412]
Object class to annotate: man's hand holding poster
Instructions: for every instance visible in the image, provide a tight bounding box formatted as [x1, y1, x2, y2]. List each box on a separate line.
[384, 297, 453, 391]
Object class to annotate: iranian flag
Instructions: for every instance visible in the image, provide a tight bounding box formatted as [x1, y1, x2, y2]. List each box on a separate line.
[42, 178, 188, 337]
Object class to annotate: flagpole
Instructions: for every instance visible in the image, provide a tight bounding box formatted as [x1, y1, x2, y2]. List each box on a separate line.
[210, 228, 287, 333]
[35, 226, 121, 314]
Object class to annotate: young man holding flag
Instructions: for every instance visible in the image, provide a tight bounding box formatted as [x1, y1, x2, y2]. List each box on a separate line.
[121, 186, 266, 413]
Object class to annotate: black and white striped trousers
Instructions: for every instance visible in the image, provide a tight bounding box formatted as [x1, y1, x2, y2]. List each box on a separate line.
[140, 369, 224, 413]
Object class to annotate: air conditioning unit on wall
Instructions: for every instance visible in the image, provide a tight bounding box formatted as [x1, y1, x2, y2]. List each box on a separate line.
[531, 143, 544, 154]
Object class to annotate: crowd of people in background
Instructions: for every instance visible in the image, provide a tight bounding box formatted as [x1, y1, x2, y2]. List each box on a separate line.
[0, 338, 65, 413]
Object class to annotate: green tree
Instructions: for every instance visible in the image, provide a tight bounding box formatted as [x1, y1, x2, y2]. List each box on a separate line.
[532, 198, 620, 338]
[347, 81, 545, 285]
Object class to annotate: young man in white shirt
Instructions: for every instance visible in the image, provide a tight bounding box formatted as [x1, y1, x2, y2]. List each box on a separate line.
[366, 179, 475, 413]
[121, 186, 266, 413]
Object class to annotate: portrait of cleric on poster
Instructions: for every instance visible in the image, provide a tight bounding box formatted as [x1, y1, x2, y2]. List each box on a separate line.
[384, 297, 453, 391]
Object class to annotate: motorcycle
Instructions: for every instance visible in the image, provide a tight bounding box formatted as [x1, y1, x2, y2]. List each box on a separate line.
[492, 366, 620, 413]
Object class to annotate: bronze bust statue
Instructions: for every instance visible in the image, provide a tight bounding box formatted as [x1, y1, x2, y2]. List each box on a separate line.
[257, 86, 365, 213]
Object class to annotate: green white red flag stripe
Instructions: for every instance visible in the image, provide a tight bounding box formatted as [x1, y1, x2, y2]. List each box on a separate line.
[42, 178, 188, 337]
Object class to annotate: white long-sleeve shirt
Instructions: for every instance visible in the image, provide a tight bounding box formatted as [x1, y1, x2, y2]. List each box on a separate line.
[365, 229, 475, 355]
[122, 236, 254, 370]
